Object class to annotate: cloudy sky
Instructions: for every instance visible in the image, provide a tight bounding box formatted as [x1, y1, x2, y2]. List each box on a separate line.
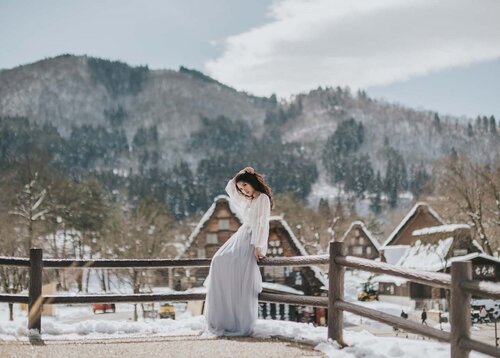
[1, 0, 499, 118]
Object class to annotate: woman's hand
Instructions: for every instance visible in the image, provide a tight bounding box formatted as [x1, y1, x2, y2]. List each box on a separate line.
[236, 167, 254, 177]
[241, 166, 255, 174]
[254, 246, 265, 262]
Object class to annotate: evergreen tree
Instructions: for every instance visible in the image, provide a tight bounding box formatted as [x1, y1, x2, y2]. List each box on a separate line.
[489, 115, 497, 135]
[322, 117, 365, 184]
[383, 147, 407, 208]
[433, 113, 442, 133]
[482, 116, 489, 133]
[369, 171, 383, 215]
[344, 154, 374, 199]
[475, 116, 481, 131]
[188, 115, 254, 154]
[318, 198, 331, 220]
[409, 162, 431, 198]
[132, 125, 160, 175]
[467, 123, 474, 137]
[165, 161, 199, 219]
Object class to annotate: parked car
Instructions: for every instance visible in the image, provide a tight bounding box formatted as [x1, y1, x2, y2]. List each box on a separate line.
[91, 303, 116, 314]
[159, 302, 175, 319]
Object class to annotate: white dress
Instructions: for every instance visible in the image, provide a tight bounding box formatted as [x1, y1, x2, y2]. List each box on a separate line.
[203, 178, 271, 336]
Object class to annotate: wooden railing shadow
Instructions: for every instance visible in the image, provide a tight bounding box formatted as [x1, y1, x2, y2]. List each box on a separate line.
[0, 242, 499, 357]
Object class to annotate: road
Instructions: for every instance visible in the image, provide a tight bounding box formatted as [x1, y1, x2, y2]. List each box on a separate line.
[0, 334, 326, 358]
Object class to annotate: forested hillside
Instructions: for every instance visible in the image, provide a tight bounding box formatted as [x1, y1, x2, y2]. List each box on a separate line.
[0, 54, 498, 229]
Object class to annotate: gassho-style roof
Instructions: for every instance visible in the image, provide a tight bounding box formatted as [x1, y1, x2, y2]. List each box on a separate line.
[175, 194, 243, 259]
[373, 250, 500, 285]
[340, 220, 382, 250]
[395, 237, 455, 271]
[381, 201, 446, 248]
[269, 214, 328, 288]
[178, 194, 328, 288]
[412, 223, 471, 236]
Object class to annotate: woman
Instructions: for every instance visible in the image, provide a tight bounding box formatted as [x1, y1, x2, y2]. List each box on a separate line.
[203, 166, 274, 336]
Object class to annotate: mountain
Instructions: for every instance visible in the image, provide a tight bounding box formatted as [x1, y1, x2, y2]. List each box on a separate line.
[0, 54, 274, 168]
[0, 54, 498, 196]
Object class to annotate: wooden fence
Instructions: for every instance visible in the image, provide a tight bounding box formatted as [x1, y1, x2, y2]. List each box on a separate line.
[0, 241, 499, 357]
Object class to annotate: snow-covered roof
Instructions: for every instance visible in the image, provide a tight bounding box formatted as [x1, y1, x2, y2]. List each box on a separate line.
[444, 252, 500, 268]
[381, 202, 446, 248]
[340, 220, 381, 250]
[181, 196, 328, 289]
[412, 224, 471, 236]
[381, 245, 410, 265]
[175, 194, 243, 259]
[395, 237, 454, 271]
[269, 215, 328, 288]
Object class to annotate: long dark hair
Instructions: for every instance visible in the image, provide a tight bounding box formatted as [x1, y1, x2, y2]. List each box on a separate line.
[234, 171, 274, 210]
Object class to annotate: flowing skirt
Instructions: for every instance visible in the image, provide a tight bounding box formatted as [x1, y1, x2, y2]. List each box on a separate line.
[203, 224, 263, 336]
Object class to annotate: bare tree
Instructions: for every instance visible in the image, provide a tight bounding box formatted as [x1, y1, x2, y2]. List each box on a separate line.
[434, 153, 497, 255]
[103, 196, 175, 321]
[8, 171, 51, 250]
[0, 179, 30, 321]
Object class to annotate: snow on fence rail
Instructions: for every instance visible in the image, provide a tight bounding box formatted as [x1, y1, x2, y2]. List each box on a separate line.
[0, 242, 499, 357]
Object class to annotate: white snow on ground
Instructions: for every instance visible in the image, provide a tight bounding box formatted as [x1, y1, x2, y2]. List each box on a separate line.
[0, 305, 490, 358]
[0, 271, 492, 357]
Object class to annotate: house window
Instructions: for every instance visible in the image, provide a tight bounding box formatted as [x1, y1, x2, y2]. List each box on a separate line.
[358, 237, 365, 245]
[353, 246, 363, 255]
[197, 248, 206, 258]
[295, 272, 303, 285]
[219, 219, 230, 230]
[207, 233, 218, 244]
[366, 246, 372, 255]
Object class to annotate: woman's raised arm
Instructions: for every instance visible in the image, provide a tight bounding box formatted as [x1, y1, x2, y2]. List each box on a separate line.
[225, 177, 251, 209]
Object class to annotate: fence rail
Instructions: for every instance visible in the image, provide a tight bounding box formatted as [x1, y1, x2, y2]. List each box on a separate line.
[0, 243, 499, 357]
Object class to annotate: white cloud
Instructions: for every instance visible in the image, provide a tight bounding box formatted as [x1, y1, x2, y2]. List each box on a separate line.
[204, 0, 500, 98]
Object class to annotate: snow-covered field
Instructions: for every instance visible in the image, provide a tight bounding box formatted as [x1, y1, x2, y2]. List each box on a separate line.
[0, 301, 491, 357]
[0, 270, 494, 357]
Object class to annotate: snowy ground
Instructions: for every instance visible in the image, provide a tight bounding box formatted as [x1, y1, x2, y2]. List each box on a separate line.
[0, 270, 495, 357]
[0, 300, 492, 357]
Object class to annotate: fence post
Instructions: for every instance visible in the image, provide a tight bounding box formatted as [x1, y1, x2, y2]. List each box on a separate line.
[28, 248, 43, 334]
[450, 261, 471, 358]
[328, 241, 346, 347]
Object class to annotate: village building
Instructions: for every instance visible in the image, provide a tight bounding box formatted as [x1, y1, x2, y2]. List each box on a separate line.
[373, 223, 490, 310]
[174, 194, 328, 325]
[379, 202, 446, 265]
[381, 202, 445, 247]
[339, 220, 381, 260]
